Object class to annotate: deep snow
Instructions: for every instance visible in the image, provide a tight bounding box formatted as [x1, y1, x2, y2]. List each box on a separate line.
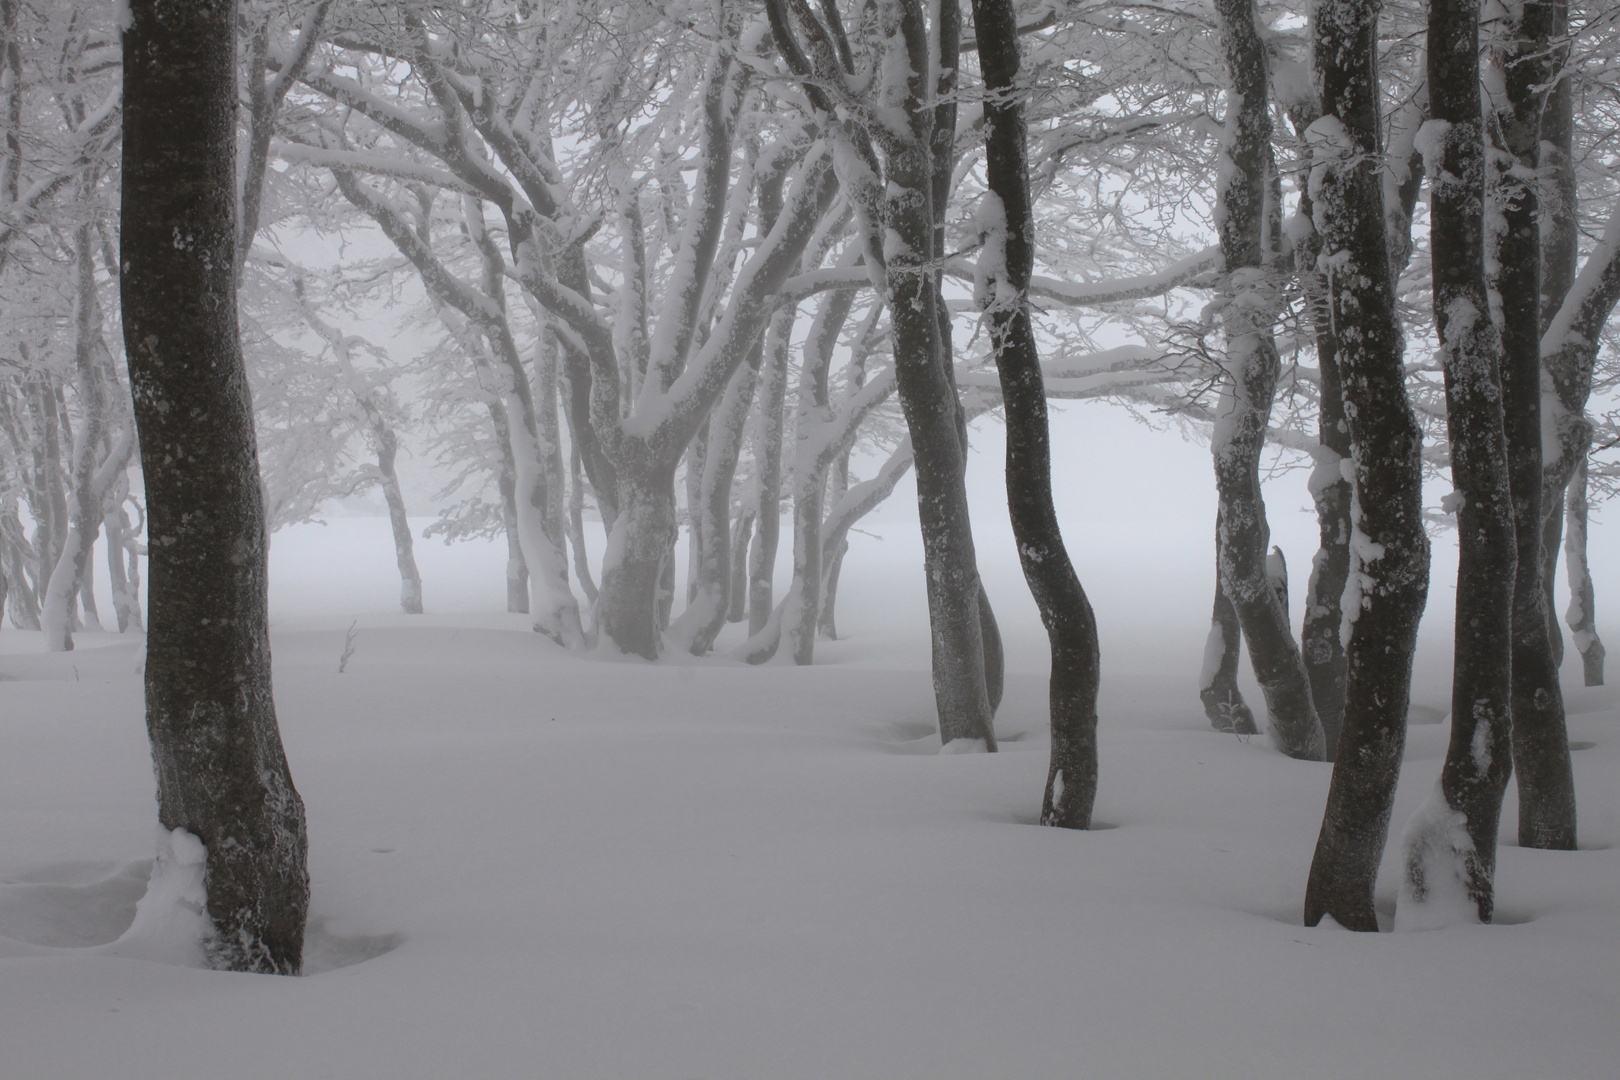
[1, 407, 1616, 1079]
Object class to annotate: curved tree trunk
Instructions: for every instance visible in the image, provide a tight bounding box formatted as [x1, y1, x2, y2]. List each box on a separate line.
[1212, 0, 1324, 761]
[1397, 0, 1516, 928]
[121, 0, 308, 973]
[973, 0, 1098, 823]
[1302, 0, 1431, 931]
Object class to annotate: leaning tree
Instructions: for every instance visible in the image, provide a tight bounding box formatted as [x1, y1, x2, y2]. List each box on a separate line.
[122, 0, 309, 973]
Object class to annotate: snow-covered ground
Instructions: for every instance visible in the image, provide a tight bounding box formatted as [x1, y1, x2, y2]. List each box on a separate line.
[2, 407, 1617, 1078]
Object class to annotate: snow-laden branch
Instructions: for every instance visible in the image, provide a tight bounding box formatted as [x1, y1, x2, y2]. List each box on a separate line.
[273, 143, 481, 196]
[1021, 245, 1221, 307]
[1542, 202, 1620, 489]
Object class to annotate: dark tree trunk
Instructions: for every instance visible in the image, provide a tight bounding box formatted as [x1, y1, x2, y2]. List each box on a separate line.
[934, 0, 1003, 718]
[1541, 489, 1566, 668]
[1495, 1, 1576, 851]
[1290, 105, 1351, 753]
[1565, 456, 1604, 686]
[1199, 524, 1257, 735]
[121, 0, 308, 973]
[885, 2, 994, 749]
[763, 0, 993, 745]
[1302, 0, 1431, 931]
[1537, 0, 1576, 672]
[1399, 0, 1515, 926]
[972, 0, 1098, 821]
[1212, 0, 1325, 761]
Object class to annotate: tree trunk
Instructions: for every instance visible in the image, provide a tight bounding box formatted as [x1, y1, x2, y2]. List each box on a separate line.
[1212, 0, 1325, 761]
[1495, 1, 1576, 851]
[499, 447, 529, 615]
[1200, 543, 1258, 734]
[103, 478, 142, 633]
[747, 307, 792, 636]
[683, 421, 707, 607]
[973, 0, 1099, 821]
[376, 430, 423, 614]
[818, 536, 847, 639]
[1291, 106, 1352, 752]
[121, 0, 308, 973]
[727, 510, 753, 623]
[1538, 0, 1576, 671]
[1541, 489, 1565, 668]
[42, 220, 108, 652]
[1397, 0, 1515, 927]
[567, 444, 598, 606]
[1302, 0, 1431, 930]
[598, 460, 680, 659]
[669, 339, 762, 654]
[1565, 456, 1604, 686]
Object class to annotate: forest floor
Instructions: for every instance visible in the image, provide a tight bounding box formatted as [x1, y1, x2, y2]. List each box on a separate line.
[2, 486, 1618, 1077]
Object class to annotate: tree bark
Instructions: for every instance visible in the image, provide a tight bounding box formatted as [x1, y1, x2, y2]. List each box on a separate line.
[1289, 107, 1351, 753]
[881, 1, 995, 749]
[1565, 456, 1604, 686]
[1398, 0, 1515, 927]
[567, 444, 598, 606]
[1212, 0, 1324, 761]
[669, 338, 763, 654]
[727, 510, 753, 623]
[1494, 0, 1576, 851]
[121, 0, 308, 973]
[1199, 534, 1258, 735]
[1302, 0, 1431, 931]
[376, 429, 423, 614]
[1536, 0, 1577, 672]
[973, 0, 1099, 823]
[747, 307, 792, 636]
[42, 218, 108, 652]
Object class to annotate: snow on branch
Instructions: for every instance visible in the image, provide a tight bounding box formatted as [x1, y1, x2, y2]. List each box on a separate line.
[273, 143, 482, 197]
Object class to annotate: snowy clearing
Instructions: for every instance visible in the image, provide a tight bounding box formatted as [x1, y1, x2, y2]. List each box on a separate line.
[2, 510, 1616, 1080]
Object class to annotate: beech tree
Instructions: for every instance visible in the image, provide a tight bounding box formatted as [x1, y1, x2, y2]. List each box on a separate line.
[765, 0, 1000, 748]
[970, 0, 1100, 824]
[1302, 0, 1431, 931]
[1398, 0, 1517, 927]
[122, 0, 308, 972]
[1208, 0, 1325, 761]
[1490, 0, 1577, 851]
